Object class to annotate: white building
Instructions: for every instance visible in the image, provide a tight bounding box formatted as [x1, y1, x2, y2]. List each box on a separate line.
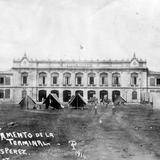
[0, 53, 159, 104]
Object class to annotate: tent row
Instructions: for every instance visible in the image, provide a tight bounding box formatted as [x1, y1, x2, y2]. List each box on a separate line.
[19, 93, 87, 109]
[19, 93, 126, 109]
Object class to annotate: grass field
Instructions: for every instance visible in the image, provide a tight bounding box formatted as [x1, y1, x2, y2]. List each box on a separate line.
[0, 104, 160, 160]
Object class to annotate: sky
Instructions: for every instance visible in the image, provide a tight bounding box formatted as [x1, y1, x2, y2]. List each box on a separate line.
[0, 0, 160, 71]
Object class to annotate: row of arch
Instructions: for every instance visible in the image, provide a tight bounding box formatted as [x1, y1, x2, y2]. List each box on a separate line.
[21, 71, 139, 78]
[37, 90, 138, 102]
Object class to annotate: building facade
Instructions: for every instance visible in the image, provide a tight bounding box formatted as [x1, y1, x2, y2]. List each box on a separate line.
[0, 54, 160, 104]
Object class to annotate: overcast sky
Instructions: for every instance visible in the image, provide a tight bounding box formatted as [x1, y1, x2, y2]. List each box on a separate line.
[0, 0, 160, 71]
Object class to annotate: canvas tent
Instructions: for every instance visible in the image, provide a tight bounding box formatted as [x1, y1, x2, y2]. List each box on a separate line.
[114, 96, 126, 105]
[43, 93, 64, 109]
[69, 93, 87, 109]
[19, 95, 36, 109]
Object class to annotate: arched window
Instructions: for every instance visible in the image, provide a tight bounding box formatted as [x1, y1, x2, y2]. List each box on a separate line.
[63, 90, 71, 102]
[63, 72, 71, 86]
[38, 90, 47, 102]
[100, 73, 108, 85]
[132, 91, 137, 100]
[131, 73, 138, 86]
[39, 72, 47, 86]
[21, 72, 28, 85]
[0, 89, 4, 99]
[5, 89, 10, 99]
[51, 72, 59, 85]
[88, 73, 96, 85]
[75, 72, 83, 85]
[112, 73, 120, 86]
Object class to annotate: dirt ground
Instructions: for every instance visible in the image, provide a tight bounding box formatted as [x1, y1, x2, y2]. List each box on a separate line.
[0, 104, 160, 160]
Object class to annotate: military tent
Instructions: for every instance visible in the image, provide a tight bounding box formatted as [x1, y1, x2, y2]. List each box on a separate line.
[114, 96, 126, 105]
[19, 95, 36, 109]
[69, 93, 87, 109]
[43, 94, 64, 109]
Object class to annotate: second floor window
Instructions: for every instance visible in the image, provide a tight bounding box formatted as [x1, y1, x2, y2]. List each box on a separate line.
[150, 78, 155, 86]
[88, 73, 95, 85]
[53, 77, 57, 84]
[100, 73, 108, 85]
[76, 72, 83, 85]
[39, 72, 47, 85]
[51, 72, 59, 85]
[131, 73, 138, 86]
[0, 77, 4, 85]
[63, 72, 71, 85]
[21, 72, 28, 85]
[157, 78, 160, 85]
[77, 77, 82, 85]
[112, 73, 120, 86]
[89, 76, 94, 85]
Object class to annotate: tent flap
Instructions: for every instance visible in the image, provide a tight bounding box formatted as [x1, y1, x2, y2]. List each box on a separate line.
[43, 94, 63, 109]
[69, 94, 87, 108]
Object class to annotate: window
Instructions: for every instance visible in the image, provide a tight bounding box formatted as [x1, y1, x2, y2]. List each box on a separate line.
[132, 91, 137, 100]
[5, 89, 10, 99]
[131, 73, 138, 86]
[39, 72, 47, 85]
[157, 78, 160, 86]
[88, 73, 95, 85]
[23, 76, 27, 84]
[42, 77, 45, 85]
[100, 73, 108, 85]
[65, 77, 70, 85]
[150, 78, 155, 86]
[21, 72, 28, 85]
[112, 73, 120, 86]
[0, 90, 4, 98]
[51, 72, 59, 85]
[53, 77, 57, 84]
[77, 77, 82, 85]
[0, 77, 4, 85]
[5, 77, 10, 85]
[75, 72, 83, 85]
[63, 73, 71, 85]
[89, 77, 94, 85]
